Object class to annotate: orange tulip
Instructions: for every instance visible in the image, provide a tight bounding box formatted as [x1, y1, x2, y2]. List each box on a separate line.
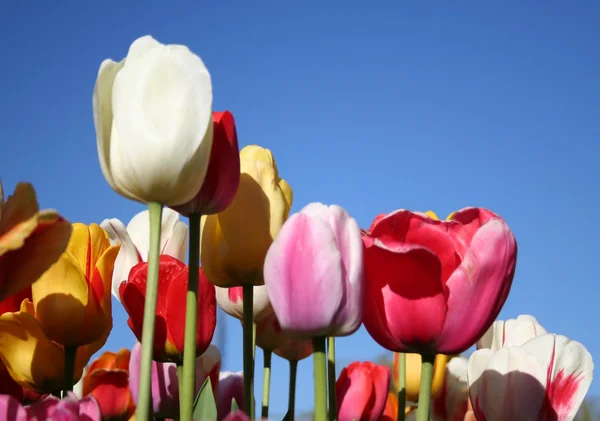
[380, 392, 417, 421]
[83, 349, 136, 420]
[0, 181, 71, 301]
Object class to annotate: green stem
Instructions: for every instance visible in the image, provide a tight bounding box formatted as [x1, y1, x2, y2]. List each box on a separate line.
[177, 364, 184, 410]
[327, 337, 337, 421]
[63, 346, 77, 395]
[135, 202, 163, 421]
[415, 354, 435, 421]
[180, 213, 201, 421]
[397, 353, 406, 421]
[261, 349, 272, 419]
[313, 337, 327, 421]
[242, 285, 254, 419]
[288, 360, 298, 421]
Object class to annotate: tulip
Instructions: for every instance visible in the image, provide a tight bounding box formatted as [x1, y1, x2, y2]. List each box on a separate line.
[32, 223, 118, 348]
[477, 314, 547, 351]
[431, 357, 469, 421]
[129, 342, 221, 418]
[93, 35, 214, 207]
[393, 353, 451, 402]
[255, 311, 313, 360]
[200, 145, 293, 287]
[0, 360, 46, 403]
[217, 371, 245, 421]
[381, 392, 418, 421]
[217, 285, 272, 323]
[362, 207, 517, 355]
[82, 348, 136, 421]
[336, 361, 390, 421]
[101, 208, 188, 301]
[119, 255, 216, 363]
[468, 333, 594, 421]
[173, 111, 241, 216]
[0, 392, 101, 421]
[0, 181, 71, 301]
[264, 202, 364, 338]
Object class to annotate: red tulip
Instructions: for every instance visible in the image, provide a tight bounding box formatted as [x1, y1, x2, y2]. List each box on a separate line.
[336, 361, 390, 421]
[362, 208, 517, 354]
[119, 255, 217, 363]
[172, 111, 241, 216]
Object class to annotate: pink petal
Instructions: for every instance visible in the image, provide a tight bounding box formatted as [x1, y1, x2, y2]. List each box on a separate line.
[264, 213, 343, 337]
[336, 366, 373, 421]
[0, 394, 26, 421]
[76, 395, 102, 421]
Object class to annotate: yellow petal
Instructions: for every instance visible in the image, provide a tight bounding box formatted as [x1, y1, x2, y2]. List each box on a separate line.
[425, 210, 439, 220]
[278, 178, 293, 219]
[67, 223, 110, 278]
[0, 302, 66, 392]
[396, 353, 451, 401]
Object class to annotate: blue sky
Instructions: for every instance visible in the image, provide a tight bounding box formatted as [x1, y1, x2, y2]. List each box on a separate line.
[1, 0, 599, 417]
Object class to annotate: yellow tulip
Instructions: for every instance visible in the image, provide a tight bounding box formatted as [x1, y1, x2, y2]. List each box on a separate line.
[0, 298, 108, 392]
[393, 353, 451, 402]
[200, 145, 292, 287]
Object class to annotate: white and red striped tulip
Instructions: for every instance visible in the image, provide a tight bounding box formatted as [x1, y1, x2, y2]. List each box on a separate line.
[477, 314, 547, 351]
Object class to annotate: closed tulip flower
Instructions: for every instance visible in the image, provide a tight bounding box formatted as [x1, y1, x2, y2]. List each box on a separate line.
[477, 314, 547, 352]
[0, 181, 71, 301]
[129, 342, 221, 418]
[173, 111, 240, 216]
[362, 208, 517, 354]
[264, 202, 364, 338]
[119, 256, 216, 363]
[201, 145, 292, 287]
[82, 348, 136, 421]
[468, 333, 593, 421]
[216, 284, 272, 323]
[254, 311, 313, 360]
[0, 392, 101, 421]
[101, 208, 188, 301]
[393, 353, 451, 402]
[93, 35, 214, 206]
[336, 361, 390, 421]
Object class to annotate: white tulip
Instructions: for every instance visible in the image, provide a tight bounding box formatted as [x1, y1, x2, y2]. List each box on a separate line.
[215, 284, 272, 322]
[477, 314, 547, 352]
[93, 35, 213, 206]
[101, 208, 188, 301]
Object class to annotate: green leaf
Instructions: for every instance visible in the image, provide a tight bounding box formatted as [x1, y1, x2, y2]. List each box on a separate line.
[192, 377, 217, 421]
[231, 397, 239, 412]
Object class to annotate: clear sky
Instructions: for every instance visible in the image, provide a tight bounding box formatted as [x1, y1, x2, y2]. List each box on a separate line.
[1, 1, 599, 418]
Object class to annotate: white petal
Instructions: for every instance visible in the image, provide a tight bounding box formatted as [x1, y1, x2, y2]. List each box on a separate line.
[215, 285, 272, 322]
[100, 218, 141, 301]
[477, 314, 547, 352]
[125, 35, 162, 61]
[476, 320, 500, 350]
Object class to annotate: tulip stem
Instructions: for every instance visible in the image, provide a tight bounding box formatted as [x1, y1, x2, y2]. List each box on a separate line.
[288, 359, 298, 421]
[261, 349, 272, 418]
[327, 336, 337, 421]
[136, 201, 163, 421]
[397, 353, 406, 421]
[180, 212, 201, 421]
[177, 364, 184, 410]
[313, 336, 327, 421]
[62, 346, 77, 395]
[416, 353, 435, 421]
[242, 285, 254, 419]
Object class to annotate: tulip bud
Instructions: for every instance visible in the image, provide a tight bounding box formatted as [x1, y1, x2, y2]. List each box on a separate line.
[200, 145, 293, 287]
[336, 362, 390, 421]
[431, 357, 469, 421]
[173, 111, 240, 216]
[93, 35, 214, 206]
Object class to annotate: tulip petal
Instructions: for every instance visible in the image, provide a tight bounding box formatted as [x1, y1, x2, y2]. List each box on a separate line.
[264, 213, 343, 337]
[521, 334, 594, 420]
[0, 394, 26, 421]
[477, 315, 547, 351]
[336, 366, 373, 421]
[437, 219, 517, 353]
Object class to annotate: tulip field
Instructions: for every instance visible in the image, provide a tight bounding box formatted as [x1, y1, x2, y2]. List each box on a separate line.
[0, 33, 595, 421]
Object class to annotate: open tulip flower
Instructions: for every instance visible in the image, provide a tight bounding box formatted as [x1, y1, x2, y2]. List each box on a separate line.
[0, 223, 117, 392]
[468, 333, 594, 421]
[93, 35, 214, 207]
[477, 314, 547, 352]
[264, 202, 364, 338]
[119, 255, 216, 363]
[393, 352, 451, 402]
[172, 111, 241, 217]
[82, 348, 136, 421]
[101, 208, 188, 301]
[0, 392, 101, 421]
[216, 284, 272, 324]
[336, 361, 390, 421]
[362, 207, 517, 355]
[129, 342, 221, 419]
[201, 145, 293, 287]
[0, 180, 71, 301]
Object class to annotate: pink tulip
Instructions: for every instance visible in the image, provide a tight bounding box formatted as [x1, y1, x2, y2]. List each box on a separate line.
[264, 202, 364, 338]
[217, 371, 244, 421]
[255, 311, 313, 360]
[477, 314, 547, 351]
[468, 333, 594, 421]
[0, 393, 101, 421]
[336, 361, 390, 421]
[129, 342, 221, 418]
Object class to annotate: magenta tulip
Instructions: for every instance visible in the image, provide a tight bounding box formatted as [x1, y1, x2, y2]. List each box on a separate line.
[0, 393, 101, 421]
[217, 371, 245, 421]
[264, 202, 364, 338]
